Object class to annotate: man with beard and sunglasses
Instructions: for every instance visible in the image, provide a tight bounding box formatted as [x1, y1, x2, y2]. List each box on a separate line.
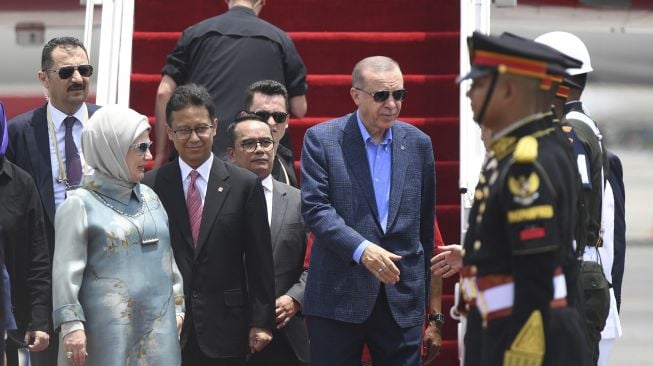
[6, 36, 100, 366]
[242, 80, 297, 187]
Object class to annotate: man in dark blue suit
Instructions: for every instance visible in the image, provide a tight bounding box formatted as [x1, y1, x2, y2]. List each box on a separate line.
[300, 56, 437, 366]
[5, 36, 99, 366]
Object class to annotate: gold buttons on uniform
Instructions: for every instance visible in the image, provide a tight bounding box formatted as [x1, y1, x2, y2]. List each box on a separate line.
[474, 241, 481, 250]
[489, 171, 498, 185]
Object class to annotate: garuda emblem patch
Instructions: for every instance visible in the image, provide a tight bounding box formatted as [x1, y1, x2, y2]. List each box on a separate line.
[508, 172, 540, 206]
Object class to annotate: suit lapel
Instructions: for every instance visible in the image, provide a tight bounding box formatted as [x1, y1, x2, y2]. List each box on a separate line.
[270, 180, 288, 253]
[386, 124, 408, 232]
[160, 161, 194, 249]
[342, 114, 379, 222]
[32, 105, 56, 222]
[195, 158, 230, 258]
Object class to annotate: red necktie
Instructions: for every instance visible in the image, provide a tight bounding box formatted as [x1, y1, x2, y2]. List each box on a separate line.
[186, 170, 203, 247]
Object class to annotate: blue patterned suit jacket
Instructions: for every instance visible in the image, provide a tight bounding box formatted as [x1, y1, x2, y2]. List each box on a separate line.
[300, 112, 435, 328]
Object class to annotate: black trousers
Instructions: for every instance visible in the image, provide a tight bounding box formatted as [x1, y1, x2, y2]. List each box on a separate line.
[182, 328, 245, 366]
[247, 330, 308, 366]
[463, 307, 483, 366]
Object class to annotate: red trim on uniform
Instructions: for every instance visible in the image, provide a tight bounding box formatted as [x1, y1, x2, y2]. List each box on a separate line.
[519, 227, 546, 241]
[540, 78, 554, 91]
[476, 274, 513, 291]
[474, 50, 550, 78]
[473, 50, 564, 88]
[556, 85, 570, 98]
[486, 307, 513, 321]
[550, 298, 568, 308]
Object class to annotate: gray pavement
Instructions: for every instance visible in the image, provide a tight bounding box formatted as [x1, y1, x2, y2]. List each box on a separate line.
[607, 148, 653, 365]
[607, 243, 653, 365]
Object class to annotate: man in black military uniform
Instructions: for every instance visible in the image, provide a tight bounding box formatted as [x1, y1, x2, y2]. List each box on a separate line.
[153, 0, 308, 166]
[458, 32, 590, 366]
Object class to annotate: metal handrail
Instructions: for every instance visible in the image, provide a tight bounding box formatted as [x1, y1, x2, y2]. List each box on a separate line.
[83, 0, 95, 57]
[84, 0, 134, 106]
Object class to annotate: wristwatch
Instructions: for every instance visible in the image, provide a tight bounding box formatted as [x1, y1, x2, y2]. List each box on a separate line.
[428, 313, 445, 331]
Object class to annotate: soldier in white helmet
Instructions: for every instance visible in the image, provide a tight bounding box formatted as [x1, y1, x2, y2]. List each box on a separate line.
[536, 31, 624, 366]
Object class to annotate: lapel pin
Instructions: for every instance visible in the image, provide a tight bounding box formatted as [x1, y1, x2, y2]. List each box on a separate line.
[400, 145, 406, 150]
[218, 187, 224, 192]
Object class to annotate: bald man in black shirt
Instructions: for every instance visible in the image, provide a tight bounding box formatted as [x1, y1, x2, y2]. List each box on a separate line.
[153, 0, 308, 166]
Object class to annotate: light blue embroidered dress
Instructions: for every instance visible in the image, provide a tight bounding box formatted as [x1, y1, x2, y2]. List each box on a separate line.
[53, 172, 184, 365]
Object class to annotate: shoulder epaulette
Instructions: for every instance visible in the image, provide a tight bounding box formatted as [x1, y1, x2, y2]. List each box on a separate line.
[513, 135, 538, 163]
[490, 136, 517, 161]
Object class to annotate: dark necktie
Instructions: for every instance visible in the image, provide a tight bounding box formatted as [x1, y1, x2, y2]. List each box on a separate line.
[64, 116, 82, 186]
[187, 170, 204, 247]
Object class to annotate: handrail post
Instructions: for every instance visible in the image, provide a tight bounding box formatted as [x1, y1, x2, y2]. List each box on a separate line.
[93, 0, 134, 106]
[83, 0, 96, 58]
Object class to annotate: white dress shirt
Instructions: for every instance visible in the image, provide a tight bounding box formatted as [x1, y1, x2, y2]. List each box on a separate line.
[179, 154, 213, 204]
[261, 174, 273, 226]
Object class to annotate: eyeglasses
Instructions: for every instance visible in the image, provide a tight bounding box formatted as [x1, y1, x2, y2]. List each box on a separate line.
[47, 65, 94, 79]
[240, 138, 275, 153]
[172, 125, 214, 140]
[354, 88, 407, 103]
[251, 110, 289, 124]
[129, 141, 153, 155]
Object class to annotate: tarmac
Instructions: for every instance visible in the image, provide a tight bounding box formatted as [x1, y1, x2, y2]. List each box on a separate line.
[608, 243, 653, 366]
[592, 148, 652, 365]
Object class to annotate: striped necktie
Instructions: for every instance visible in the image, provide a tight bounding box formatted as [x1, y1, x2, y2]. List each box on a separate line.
[186, 170, 203, 247]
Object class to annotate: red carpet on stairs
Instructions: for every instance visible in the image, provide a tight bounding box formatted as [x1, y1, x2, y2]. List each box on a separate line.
[131, 1, 460, 365]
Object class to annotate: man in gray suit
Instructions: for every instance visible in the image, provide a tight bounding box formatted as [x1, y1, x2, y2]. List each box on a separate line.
[227, 113, 309, 366]
[300, 56, 438, 366]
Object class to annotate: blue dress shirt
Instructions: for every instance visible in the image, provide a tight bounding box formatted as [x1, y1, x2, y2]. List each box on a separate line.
[352, 111, 393, 263]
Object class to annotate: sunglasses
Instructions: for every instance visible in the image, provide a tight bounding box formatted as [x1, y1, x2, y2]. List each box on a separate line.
[129, 141, 153, 155]
[251, 110, 289, 124]
[47, 64, 94, 79]
[354, 88, 407, 103]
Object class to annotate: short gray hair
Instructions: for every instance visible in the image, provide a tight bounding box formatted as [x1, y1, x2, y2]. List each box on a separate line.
[352, 56, 401, 89]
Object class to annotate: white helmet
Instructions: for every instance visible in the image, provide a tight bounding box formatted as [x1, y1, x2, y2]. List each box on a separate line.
[535, 31, 593, 75]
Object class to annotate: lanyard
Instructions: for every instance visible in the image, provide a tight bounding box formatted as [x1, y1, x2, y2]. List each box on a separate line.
[277, 156, 290, 185]
[46, 104, 89, 188]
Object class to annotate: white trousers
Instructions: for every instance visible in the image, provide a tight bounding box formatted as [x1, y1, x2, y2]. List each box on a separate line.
[598, 337, 616, 366]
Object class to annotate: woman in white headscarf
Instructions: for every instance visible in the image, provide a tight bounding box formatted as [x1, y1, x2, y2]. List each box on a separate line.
[52, 105, 184, 366]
